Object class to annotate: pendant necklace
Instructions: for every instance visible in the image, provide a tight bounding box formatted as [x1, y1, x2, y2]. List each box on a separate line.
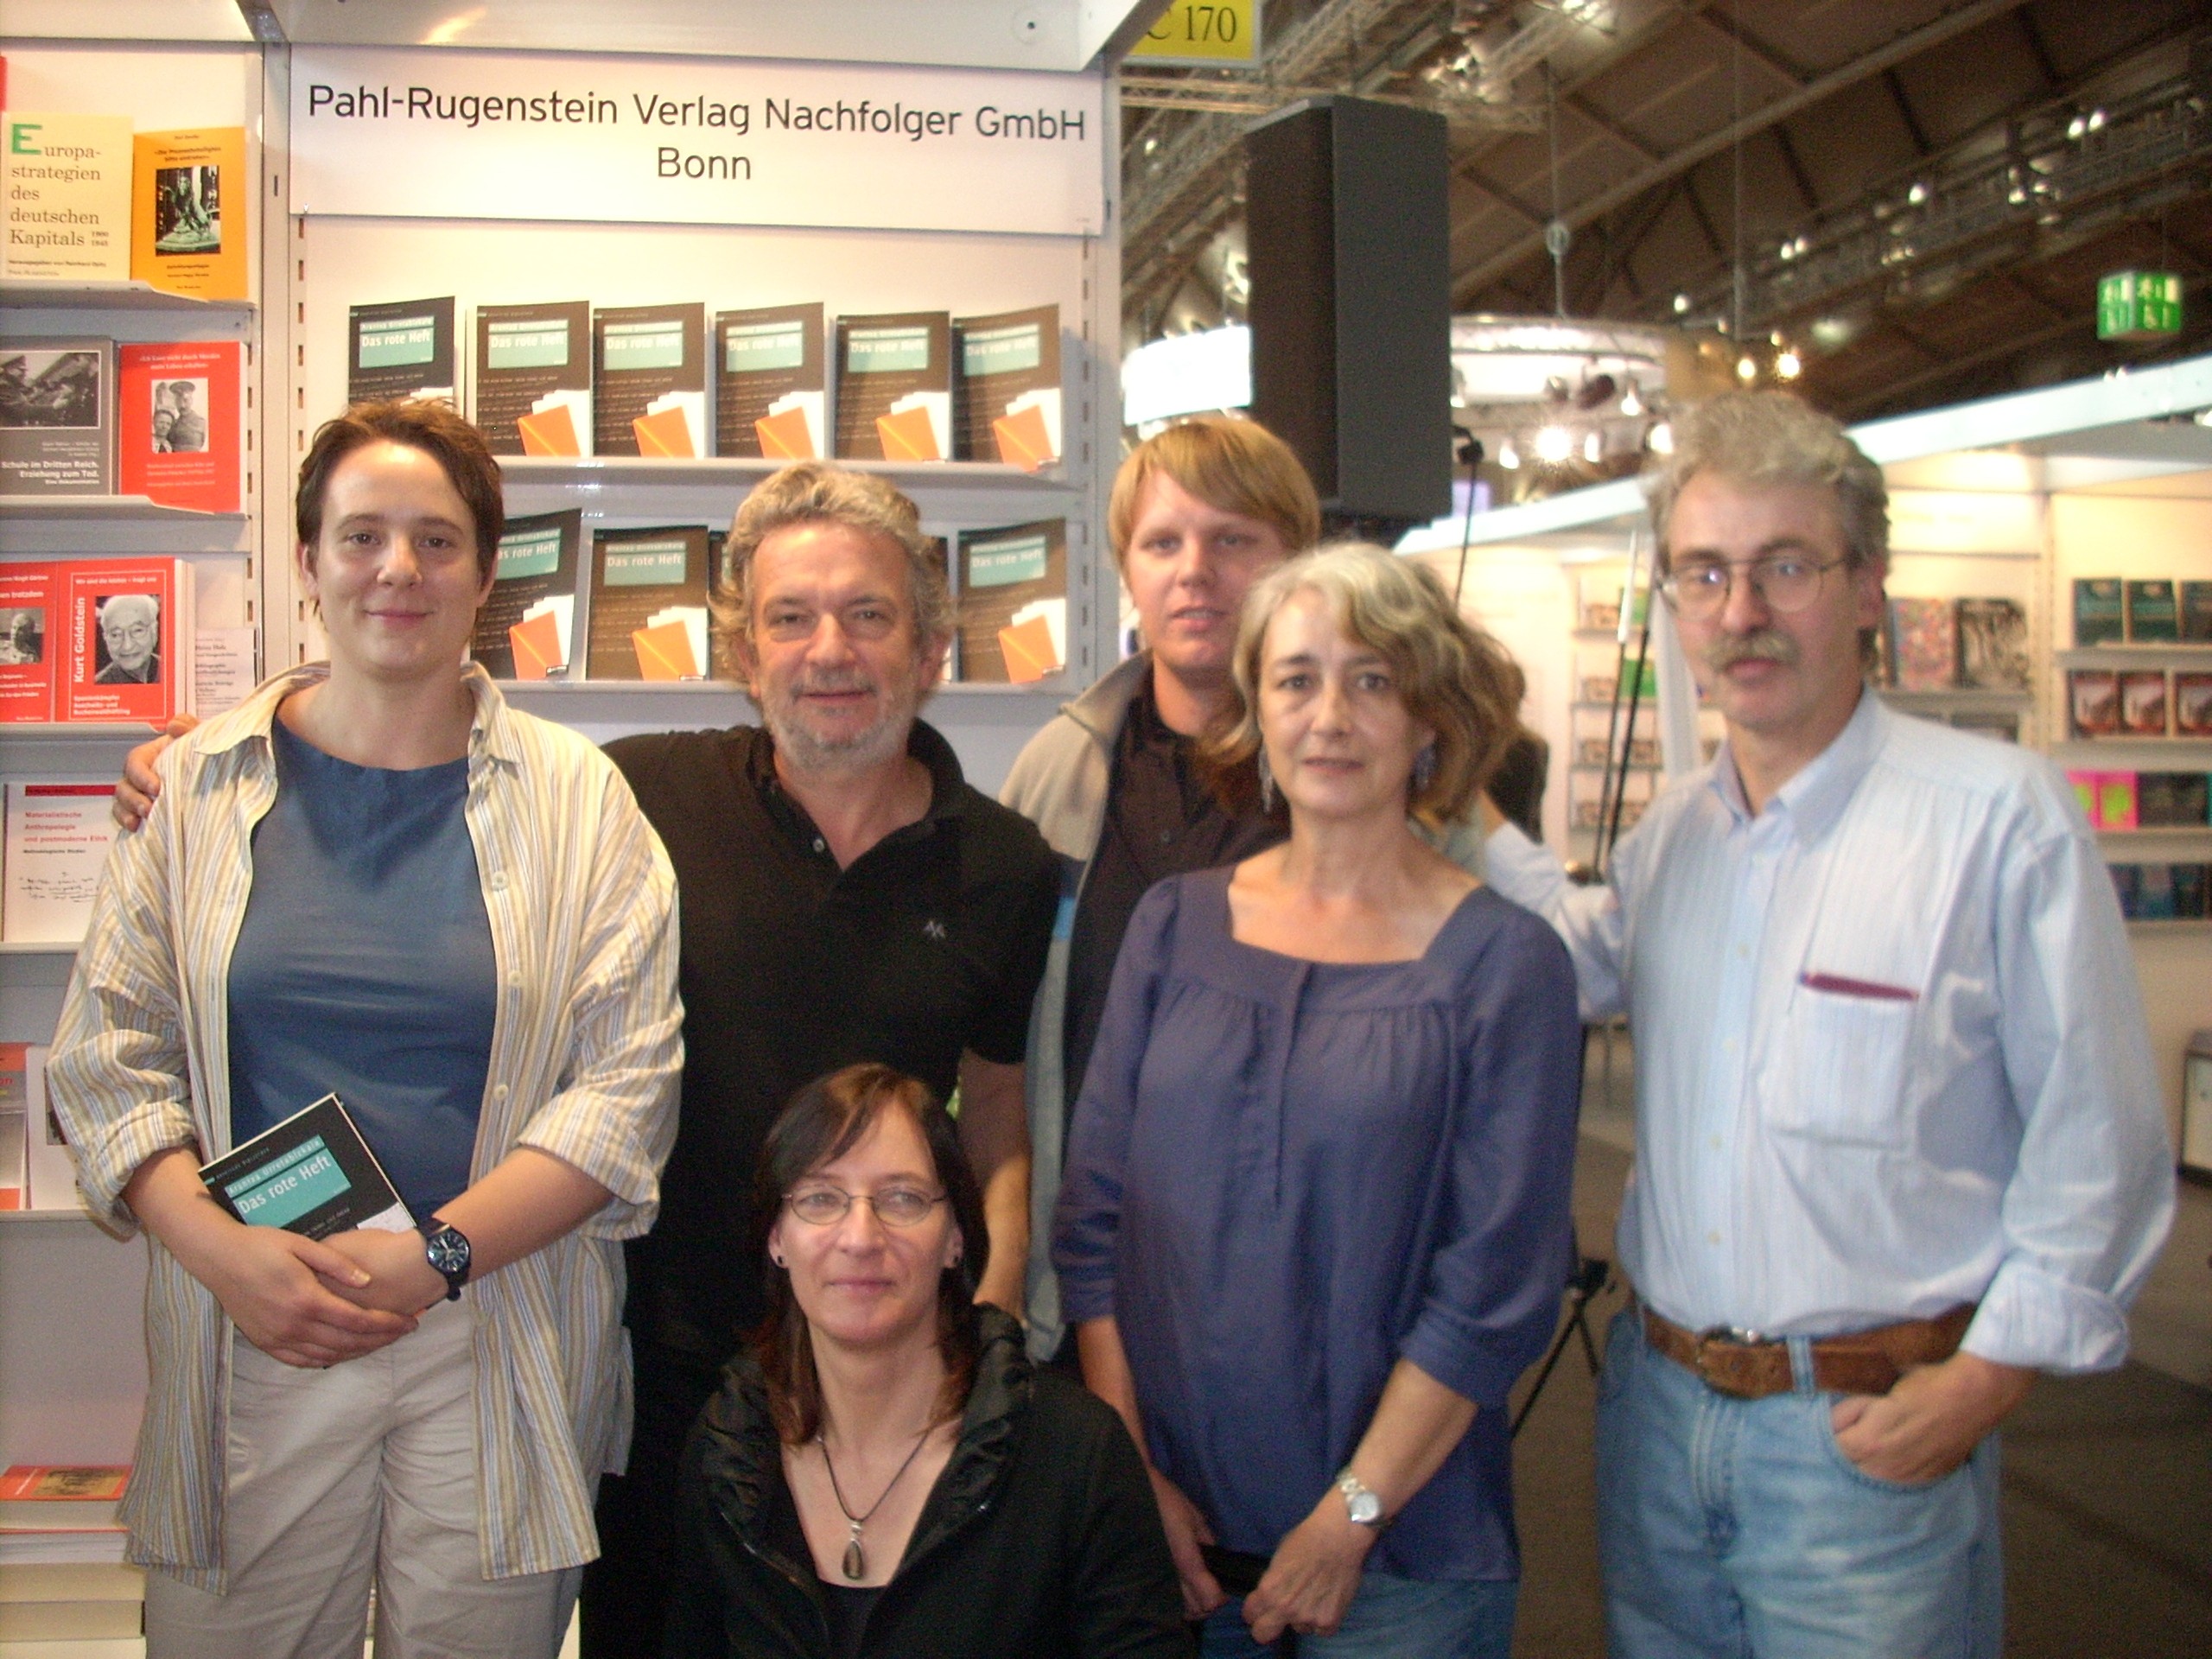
[818, 1425, 933, 1582]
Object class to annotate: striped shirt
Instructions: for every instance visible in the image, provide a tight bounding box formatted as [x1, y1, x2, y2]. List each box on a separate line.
[1484, 690, 2173, 1372]
[46, 664, 683, 1590]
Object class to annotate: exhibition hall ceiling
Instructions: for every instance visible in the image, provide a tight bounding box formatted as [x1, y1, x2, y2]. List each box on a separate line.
[1120, 0, 2212, 422]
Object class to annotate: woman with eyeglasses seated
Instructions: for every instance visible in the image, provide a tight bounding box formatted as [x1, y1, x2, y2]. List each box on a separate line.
[664, 1064, 1189, 1659]
[1055, 544, 1584, 1656]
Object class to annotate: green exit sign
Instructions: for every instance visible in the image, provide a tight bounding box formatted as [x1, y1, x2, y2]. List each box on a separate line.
[2097, 270, 2183, 341]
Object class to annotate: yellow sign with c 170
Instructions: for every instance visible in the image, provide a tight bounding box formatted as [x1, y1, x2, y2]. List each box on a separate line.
[1128, 1, 1261, 66]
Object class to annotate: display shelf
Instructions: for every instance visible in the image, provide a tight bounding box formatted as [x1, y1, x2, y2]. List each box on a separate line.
[2125, 917, 2212, 931]
[0, 497, 249, 524]
[0, 278, 255, 317]
[0, 942, 79, 957]
[0, 723, 166, 747]
[2052, 738, 2212, 767]
[1879, 687, 2035, 708]
[0, 1209, 99, 1227]
[499, 455, 1079, 499]
[1570, 761, 1659, 773]
[2101, 827, 2212, 853]
[2056, 644, 2212, 668]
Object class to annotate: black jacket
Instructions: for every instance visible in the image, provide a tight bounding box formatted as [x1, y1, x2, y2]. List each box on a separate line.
[664, 1309, 1192, 1659]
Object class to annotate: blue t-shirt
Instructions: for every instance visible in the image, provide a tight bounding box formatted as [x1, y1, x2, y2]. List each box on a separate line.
[227, 716, 497, 1220]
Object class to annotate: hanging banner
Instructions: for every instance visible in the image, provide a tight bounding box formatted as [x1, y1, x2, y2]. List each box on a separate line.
[288, 48, 1104, 237]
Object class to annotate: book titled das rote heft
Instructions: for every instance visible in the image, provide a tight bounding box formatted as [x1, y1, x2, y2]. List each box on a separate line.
[199, 1094, 410, 1237]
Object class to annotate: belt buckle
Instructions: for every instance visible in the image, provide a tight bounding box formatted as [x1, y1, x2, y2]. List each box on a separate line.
[1693, 1325, 1768, 1395]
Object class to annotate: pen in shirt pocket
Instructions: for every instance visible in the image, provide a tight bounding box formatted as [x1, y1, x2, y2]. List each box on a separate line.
[1798, 970, 1918, 1001]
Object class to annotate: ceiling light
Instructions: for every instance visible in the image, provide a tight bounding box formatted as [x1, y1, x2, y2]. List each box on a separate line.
[1646, 421, 1674, 455]
[1618, 379, 1643, 417]
[1583, 430, 1604, 463]
[1673, 293, 1690, 315]
[1497, 438, 1521, 469]
[1907, 183, 1927, 206]
[2088, 108, 2107, 131]
[1736, 355, 1758, 383]
[1775, 349, 1802, 379]
[2067, 115, 2086, 139]
[1535, 425, 1573, 465]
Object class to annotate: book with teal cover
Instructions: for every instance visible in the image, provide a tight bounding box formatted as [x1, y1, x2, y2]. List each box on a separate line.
[199, 1093, 410, 1237]
[2125, 578, 2180, 643]
[2073, 578, 2125, 646]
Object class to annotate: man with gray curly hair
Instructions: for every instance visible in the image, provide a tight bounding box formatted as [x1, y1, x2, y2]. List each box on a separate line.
[1483, 390, 2172, 1657]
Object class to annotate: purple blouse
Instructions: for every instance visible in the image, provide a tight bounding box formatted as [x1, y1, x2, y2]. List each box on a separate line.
[1052, 868, 1582, 1581]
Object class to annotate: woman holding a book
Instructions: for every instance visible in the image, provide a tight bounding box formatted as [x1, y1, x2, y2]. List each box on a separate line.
[47, 400, 683, 1659]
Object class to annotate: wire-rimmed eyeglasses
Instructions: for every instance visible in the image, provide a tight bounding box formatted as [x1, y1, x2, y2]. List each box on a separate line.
[1658, 554, 1848, 620]
[783, 1185, 948, 1228]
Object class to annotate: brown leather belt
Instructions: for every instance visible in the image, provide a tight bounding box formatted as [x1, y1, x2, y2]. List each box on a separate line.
[1641, 1302, 1975, 1400]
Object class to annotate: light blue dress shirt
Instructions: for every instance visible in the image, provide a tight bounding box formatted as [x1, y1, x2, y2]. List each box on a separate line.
[1485, 690, 2175, 1373]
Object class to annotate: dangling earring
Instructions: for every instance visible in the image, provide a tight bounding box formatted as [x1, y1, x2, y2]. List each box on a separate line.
[1412, 745, 1437, 796]
[1256, 748, 1276, 814]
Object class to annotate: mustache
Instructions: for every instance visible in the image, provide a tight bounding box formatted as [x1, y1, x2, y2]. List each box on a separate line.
[784, 671, 878, 697]
[1704, 629, 1799, 671]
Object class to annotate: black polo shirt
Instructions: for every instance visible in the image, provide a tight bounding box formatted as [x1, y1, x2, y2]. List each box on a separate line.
[606, 719, 1058, 1362]
[1061, 675, 1281, 1111]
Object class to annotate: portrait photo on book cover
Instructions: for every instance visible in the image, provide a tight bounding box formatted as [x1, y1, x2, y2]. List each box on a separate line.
[92, 594, 162, 685]
[154, 163, 223, 257]
[0, 608, 47, 666]
[151, 378, 210, 453]
[0, 352, 102, 429]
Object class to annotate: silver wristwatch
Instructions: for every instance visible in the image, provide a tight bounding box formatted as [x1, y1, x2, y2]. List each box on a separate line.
[1335, 1467, 1387, 1529]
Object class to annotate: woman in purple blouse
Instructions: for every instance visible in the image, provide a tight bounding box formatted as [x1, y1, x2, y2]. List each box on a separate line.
[1054, 544, 1582, 1657]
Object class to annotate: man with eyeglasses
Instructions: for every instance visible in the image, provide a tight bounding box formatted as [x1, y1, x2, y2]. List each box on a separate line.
[1481, 391, 2172, 1658]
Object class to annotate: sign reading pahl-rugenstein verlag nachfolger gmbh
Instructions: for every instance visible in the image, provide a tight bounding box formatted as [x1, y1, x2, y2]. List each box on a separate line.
[288, 47, 1103, 238]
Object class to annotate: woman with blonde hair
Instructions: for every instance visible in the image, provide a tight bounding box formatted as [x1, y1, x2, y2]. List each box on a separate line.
[1056, 543, 1582, 1656]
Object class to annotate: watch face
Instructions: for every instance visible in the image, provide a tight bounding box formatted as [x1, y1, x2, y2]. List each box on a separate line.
[426, 1227, 469, 1278]
[1347, 1490, 1382, 1525]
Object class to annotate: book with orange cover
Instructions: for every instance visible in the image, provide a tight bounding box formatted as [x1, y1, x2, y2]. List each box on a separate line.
[117, 340, 242, 513]
[474, 302, 590, 456]
[834, 311, 949, 461]
[714, 303, 823, 460]
[586, 524, 709, 682]
[955, 304, 1059, 467]
[0, 1466, 129, 1530]
[471, 509, 581, 680]
[593, 303, 704, 458]
[131, 127, 248, 299]
[956, 518, 1065, 683]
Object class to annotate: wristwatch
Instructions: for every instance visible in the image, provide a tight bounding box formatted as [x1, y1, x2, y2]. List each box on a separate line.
[1335, 1467, 1388, 1529]
[419, 1219, 472, 1301]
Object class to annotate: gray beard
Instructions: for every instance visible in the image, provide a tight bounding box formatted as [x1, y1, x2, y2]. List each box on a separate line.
[759, 682, 918, 776]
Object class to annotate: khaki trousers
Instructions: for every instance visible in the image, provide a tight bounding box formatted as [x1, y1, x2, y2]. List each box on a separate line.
[147, 1297, 581, 1659]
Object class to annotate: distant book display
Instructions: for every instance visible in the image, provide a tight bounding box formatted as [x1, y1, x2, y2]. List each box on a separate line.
[953, 304, 1059, 468]
[2075, 575, 2212, 645]
[1876, 596, 2029, 693]
[2070, 667, 2212, 740]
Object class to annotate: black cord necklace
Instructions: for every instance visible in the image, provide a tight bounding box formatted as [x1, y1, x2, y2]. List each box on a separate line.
[818, 1426, 933, 1582]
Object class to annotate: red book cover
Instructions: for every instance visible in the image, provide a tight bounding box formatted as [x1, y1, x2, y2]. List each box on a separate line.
[0, 561, 54, 721]
[60, 559, 181, 723]
[2175, 671, 2212, 738]
[118, 340, 241, 512]
[2119, 669, 2169, 737]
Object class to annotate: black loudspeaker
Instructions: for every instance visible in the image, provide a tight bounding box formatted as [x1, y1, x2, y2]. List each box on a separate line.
[1245, 95, 1452, 531]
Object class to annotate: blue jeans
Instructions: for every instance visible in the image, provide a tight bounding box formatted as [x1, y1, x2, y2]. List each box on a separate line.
[1595, 1305, 2002, 1659]
[1198, 1572, 1516, 1658]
